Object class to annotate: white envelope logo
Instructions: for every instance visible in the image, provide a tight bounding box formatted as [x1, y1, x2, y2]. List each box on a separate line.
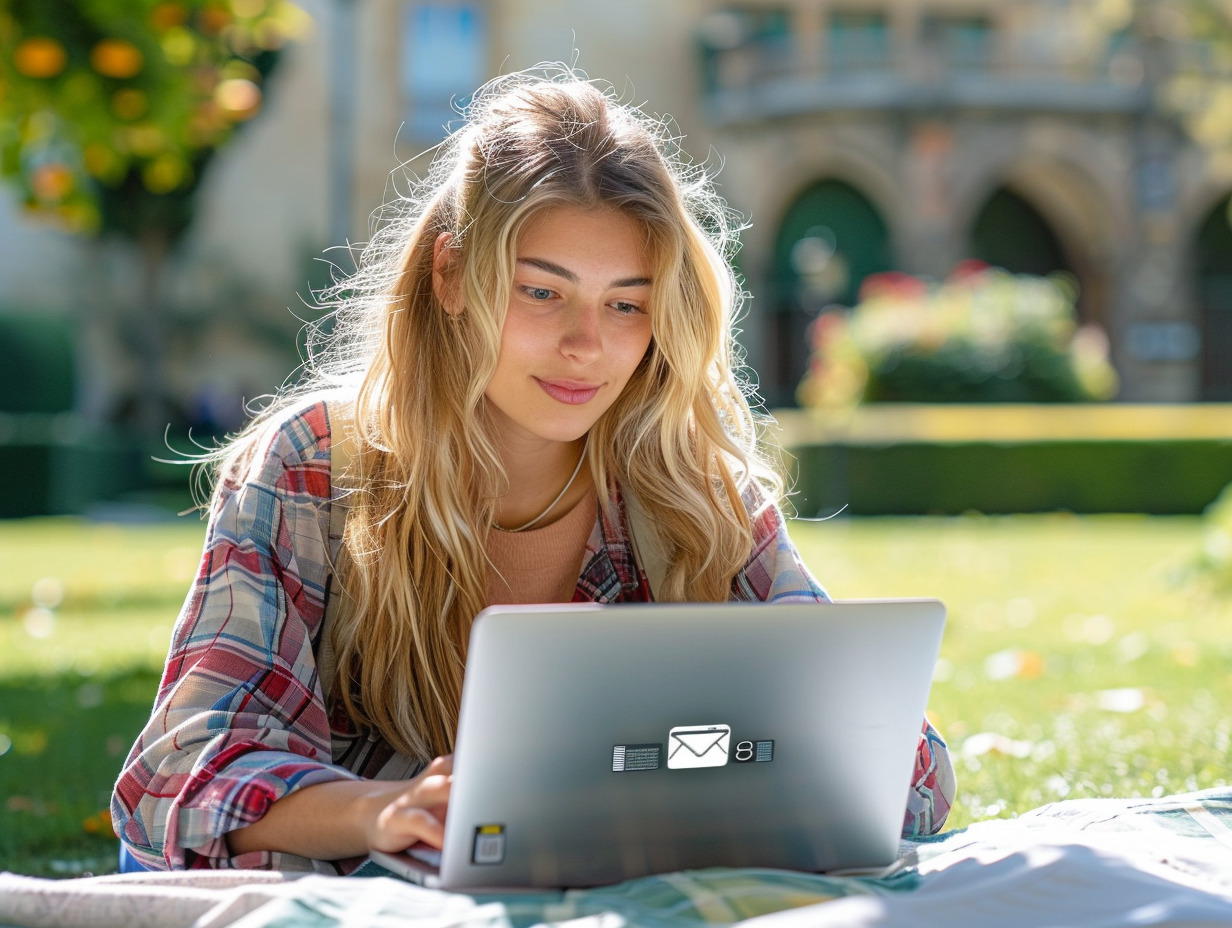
[667, 724, 731, 769]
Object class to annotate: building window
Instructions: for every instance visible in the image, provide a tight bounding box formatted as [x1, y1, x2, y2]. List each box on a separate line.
[402, 3, 487, 140]
[921, 15, 992, 71]
[827, 11, 890, 72]
[698, 7, 792, 92]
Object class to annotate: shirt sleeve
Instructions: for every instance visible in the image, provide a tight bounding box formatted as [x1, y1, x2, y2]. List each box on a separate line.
[111, 401, 356, 870]
[731, 482, 830, 603]
[732, 482, 957, 837]
[902, 718, 956, 837]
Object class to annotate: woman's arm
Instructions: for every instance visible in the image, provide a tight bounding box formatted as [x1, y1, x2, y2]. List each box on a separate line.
[111, 402, 375, 869]
[226, 756, 453, 860]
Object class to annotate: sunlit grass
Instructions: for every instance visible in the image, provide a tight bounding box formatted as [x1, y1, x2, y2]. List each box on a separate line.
[789, 514, 1232, 828]
[0, 516, 205, 877]
[0, 513, 1228, 876]
[0, 518, 204, 628]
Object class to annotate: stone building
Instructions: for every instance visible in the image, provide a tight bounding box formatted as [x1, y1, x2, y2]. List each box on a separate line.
[3, 0, 1230, 421]
[688, 0, 1232, 405]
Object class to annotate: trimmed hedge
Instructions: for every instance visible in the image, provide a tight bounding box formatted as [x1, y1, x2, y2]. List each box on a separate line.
[0, 433, 146, 518]
[0, 311, 199, 517]
[789, 439, 1232, 516]
[0, 315, 75, 414]
[0, 443, 56, 518]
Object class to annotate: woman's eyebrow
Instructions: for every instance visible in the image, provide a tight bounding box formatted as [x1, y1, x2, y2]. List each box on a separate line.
[517, 257, 652, 289]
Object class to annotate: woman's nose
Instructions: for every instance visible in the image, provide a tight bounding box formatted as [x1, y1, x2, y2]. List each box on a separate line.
[560, 303, 602, 362]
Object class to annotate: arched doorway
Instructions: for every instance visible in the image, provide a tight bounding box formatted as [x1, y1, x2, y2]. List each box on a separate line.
[968, 186, 1082, 290]
[970, 187, 1069, 275]
[770, 179, 892, 406]
[1195, 193, 1232, 400]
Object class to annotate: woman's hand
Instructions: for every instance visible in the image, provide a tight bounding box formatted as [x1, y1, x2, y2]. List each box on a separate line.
[367, 754, 453, 852]
[226, 754, 454, 861]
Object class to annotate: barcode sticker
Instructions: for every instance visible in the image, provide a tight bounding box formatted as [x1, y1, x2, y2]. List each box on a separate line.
[612, 743, 661, 771]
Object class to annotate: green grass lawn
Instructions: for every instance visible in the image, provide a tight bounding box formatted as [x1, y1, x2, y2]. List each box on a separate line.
[0, 517, 207, 877]
[1, 513, 1229, 877]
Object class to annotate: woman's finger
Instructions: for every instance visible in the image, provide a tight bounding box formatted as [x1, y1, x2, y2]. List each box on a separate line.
[393, 764, 452, 809]
[371, 804, 446, 852]
[368, 757, 455, 852]
[424, 754, 454, 776]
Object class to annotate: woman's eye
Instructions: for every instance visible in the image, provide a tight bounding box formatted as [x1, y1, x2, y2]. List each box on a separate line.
[524, 287, 555, 301]
[612, 301, 645, 315]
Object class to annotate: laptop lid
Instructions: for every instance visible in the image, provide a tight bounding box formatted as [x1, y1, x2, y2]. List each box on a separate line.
[435, 599, 945, 889]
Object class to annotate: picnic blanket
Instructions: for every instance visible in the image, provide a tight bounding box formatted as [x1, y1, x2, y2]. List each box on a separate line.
[3, 788, 1231, 928]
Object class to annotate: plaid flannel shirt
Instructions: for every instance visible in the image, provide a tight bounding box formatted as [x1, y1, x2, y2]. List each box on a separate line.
[112, 399, 954, 871]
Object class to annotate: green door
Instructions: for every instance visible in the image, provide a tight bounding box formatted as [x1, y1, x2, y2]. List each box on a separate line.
[970, 187, 1069, 279]
[769, 179, 892, 406]
[1196, 195, 1232, 400]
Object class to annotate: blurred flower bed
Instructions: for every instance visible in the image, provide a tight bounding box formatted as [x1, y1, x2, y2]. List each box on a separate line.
[798, 264, 1119, 408]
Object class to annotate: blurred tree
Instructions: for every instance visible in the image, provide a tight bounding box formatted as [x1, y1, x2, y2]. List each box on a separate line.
[1083, 0, 1232, 158]
[0, 0, 309, 431]
[1149, 0, 1232, 160]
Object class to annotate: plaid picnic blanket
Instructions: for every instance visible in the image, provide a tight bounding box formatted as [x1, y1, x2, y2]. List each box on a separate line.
[3, 788, 1231, 928]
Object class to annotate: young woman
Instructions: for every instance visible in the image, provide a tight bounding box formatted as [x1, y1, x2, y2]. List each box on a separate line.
[112, 70, 955, 872]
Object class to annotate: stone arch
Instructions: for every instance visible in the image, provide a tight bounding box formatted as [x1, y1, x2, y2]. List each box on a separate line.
[1193, 191, 1232, 400]
[764, 175, 894, 405]
[955, 153, 1125, 329]
[755, 142, 902, 267]
[714, 129, 902, 407]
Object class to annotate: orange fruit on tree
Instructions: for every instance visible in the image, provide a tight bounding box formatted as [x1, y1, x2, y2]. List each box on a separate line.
[150, 2, 189, 31]
[31, 164, 75, 202]
[90, 39, 144, 79]
[14, 37, 68, 78]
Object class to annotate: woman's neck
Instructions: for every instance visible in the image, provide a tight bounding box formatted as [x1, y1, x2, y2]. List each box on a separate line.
[494, 435, 592, 532]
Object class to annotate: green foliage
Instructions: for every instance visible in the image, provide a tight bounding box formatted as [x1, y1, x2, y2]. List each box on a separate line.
[0, 0, 309, 239]
[1142, 0, 1232, 156]
[798, 268, 1119, 407]
[1065, 1, 1232, 157]
[0, 435, 162, 518]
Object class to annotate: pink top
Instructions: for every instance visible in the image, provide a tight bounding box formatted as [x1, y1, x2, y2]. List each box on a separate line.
[486, 487, 598, 604]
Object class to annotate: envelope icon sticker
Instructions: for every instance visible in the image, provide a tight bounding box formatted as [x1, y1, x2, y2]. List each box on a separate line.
[667, 724, 731, 769]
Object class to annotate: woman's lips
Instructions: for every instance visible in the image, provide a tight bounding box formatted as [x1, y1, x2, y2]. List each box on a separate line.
[536, 378, 601, 405]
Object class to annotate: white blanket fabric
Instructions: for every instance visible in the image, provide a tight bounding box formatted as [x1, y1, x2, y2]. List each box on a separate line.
[3, 789, 1231, 928]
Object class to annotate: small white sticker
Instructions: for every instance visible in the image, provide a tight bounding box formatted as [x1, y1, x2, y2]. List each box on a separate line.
[667, 724, 730, 769]
[472, 825, 505, 865]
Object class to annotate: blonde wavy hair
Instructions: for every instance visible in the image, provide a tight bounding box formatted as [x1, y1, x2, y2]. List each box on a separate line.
[216, 69, 782, 763]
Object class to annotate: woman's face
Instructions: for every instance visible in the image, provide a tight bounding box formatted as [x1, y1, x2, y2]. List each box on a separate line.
[483, 204, 655, 449]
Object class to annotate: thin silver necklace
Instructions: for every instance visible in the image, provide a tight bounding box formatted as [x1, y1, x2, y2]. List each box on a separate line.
[495, 438, 589, 533]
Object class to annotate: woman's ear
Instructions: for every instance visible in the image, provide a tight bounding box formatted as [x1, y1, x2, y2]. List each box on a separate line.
[432, 232, 462, 315]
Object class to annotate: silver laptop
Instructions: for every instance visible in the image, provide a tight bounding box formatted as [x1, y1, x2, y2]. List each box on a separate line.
[370, 599, 946, 890]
